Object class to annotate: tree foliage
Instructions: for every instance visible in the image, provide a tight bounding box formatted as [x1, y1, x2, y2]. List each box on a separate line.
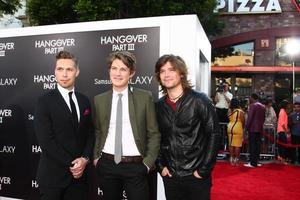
[27, 0, 223, 37]
[0, 0, 22, 15]
[27, 0, 77, 25]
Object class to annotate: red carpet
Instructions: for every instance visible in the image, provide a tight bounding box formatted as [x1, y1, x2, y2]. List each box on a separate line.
[211, 162, 300, 200]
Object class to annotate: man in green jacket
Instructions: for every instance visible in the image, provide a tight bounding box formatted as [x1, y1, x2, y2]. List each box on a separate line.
[93, 51, 160, 200]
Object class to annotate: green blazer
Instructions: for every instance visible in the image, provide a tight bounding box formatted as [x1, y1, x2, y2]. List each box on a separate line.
[93, 87, 160, 168]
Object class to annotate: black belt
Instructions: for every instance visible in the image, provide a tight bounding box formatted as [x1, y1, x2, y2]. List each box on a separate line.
[101, 152, 143, 163]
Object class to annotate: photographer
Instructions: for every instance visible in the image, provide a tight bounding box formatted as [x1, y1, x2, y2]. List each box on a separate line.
[214, 82, 233, 123]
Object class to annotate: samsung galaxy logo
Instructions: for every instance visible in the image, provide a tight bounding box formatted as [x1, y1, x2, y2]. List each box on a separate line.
[129, 76, 153, 85]
[215, 0, 282, 14]
[0, 145, 15, 154]
[94, 76, 153, 85]
[0, 78, 18, 86]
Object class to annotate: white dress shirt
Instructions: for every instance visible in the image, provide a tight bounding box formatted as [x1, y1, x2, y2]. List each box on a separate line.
[102, 87, 141, 156]
[215, 91, 233, 109]
[57, 84, 80, 122]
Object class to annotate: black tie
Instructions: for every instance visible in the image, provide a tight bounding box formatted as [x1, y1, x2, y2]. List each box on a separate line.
[68, 91, 78, 123]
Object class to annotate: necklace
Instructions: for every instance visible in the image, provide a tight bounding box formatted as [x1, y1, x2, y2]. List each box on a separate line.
[169, 91, 184, 102]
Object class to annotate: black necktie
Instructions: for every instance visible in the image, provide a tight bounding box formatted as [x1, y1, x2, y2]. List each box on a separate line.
[68, 91, 78, 123]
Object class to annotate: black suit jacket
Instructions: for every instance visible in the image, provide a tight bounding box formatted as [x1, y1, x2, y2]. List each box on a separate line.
[34, 88, 94, 188]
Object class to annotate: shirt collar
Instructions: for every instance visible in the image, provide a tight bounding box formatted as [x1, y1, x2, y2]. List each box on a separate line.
[113, 87, 128, 97]
[57, 84, 75, 97]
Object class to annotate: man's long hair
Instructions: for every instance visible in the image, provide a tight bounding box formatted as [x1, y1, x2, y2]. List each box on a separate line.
[155, 54, 192, 94]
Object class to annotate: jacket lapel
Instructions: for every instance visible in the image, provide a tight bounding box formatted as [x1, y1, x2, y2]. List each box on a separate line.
[103, 90, 113, 135]
[75, 92, 84, 126]
[54, 89, 72, 118]
[128, 88, 138, 137]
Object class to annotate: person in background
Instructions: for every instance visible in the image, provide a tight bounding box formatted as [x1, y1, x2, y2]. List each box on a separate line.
[215, 82, 233, 123]
[288, 101, 300, 164]
[93, 51, 160, 200]
[277, 100, 290, 164]
[34, 51, 94, 200]
[264, 98, 277, 128]
[244, 93, 266, 168]
[155, 54, 221, 200]
[262, 98, 277, 154]
[227, 98, 245, 166]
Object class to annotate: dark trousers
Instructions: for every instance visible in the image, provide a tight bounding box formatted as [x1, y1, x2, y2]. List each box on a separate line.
[249, 132, 261, 166]
[291, 135, 300, 163]
[278, 132, 287, 159]
[96, 157, 149, 200]
[162, 175, 211, 200]
[216, 108, 229, 123]
[39, 180, 88, 200]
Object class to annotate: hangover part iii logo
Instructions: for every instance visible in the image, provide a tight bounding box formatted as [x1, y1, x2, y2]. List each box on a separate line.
[0, 176, 11, 191]
[0, 42, 14, 57]
[0, 109, 12, 124]
[33, 74, 56, 90]
[35, 38, 75, 54]
[100, 34, 148, 51]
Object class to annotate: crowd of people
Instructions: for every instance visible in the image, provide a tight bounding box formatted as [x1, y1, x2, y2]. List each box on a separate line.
[214, 83, 300, 167]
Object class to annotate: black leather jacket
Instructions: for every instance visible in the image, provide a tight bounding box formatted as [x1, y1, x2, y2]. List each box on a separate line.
[155, 89, 221, 178]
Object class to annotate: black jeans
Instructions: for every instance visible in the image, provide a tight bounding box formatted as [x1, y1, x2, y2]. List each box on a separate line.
[96, 156, 149, 200]
[162, 175, 211, 200]
[249, 132, 261, 166]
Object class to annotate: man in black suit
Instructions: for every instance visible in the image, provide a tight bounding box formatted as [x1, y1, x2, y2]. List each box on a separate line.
[34, 51, 94, 200]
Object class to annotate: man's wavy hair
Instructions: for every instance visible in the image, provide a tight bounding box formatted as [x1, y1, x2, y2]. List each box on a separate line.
[107, 51, 136, 74]
[155, 54, 192, 94]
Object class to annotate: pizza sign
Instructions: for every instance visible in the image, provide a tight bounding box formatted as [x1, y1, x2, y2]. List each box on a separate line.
[292, 0, 300, 12]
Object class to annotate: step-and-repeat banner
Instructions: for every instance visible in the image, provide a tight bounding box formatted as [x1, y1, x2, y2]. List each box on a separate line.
[0, 26, 160, 200]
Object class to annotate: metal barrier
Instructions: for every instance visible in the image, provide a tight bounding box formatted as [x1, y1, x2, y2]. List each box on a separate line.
[217, 123, 277, 161]
[261, 125, 276, 159]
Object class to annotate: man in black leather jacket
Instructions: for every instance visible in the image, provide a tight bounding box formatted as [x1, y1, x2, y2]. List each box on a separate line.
[155, 54, 221, 200]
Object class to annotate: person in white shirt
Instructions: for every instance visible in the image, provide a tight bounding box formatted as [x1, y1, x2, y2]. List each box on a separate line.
[214, 82, 233, 123]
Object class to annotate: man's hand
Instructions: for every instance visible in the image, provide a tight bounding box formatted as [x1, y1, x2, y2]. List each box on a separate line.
[69, 157, 89, 179]
[93, 158, 99, 167]
[193, 170, 202, 179]
[161, 167, 172, 177]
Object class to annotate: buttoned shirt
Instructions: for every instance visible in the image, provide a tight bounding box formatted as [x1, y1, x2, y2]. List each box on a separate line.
[102, 87, 141, 156]
[57, 84, 80, 122]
